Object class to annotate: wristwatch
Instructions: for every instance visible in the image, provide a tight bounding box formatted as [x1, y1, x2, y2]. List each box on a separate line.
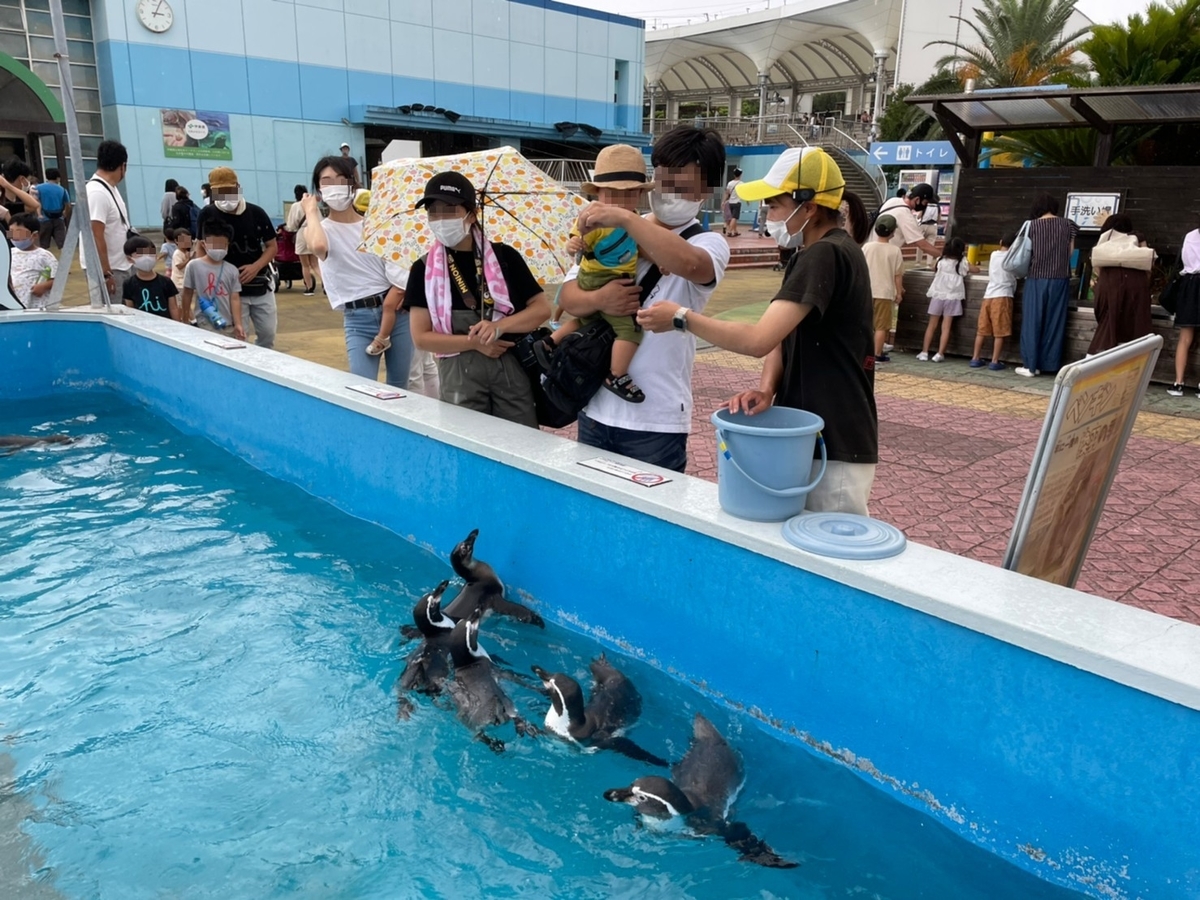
[672, 307, 689, 332]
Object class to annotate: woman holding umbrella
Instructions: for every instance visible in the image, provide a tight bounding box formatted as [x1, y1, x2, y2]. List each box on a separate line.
[404, 171, 553, 427]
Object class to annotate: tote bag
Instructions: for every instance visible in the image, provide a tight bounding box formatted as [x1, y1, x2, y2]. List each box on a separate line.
[1003, 219, 1032, 278]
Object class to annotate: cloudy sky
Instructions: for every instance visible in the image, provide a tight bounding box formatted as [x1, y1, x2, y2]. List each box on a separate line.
[580, 0, 1149, 28]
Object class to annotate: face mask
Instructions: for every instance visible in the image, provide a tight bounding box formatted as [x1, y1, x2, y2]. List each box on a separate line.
[12, 237, 34, 250]
[207, 248, 228, 262]
[428, 216, 471, 247]
[766, 204, 810, 250]
[214, 194, 241, 213]
[133, 255, 157, 272]
[321, 186, 354, 211]
[649, 191, 703, 227]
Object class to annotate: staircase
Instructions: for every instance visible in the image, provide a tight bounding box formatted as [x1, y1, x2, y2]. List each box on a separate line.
[825, 146, 883, 211]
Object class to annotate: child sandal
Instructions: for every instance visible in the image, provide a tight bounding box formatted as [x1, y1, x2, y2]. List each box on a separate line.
[366, 336, 391, 356]
[603, 373, 645, 403]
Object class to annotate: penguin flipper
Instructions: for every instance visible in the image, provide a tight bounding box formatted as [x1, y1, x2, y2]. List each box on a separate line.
[476, 732, 506, 754]
[719, 820, 799, 869]
[513, 715, 541, 738]
[399, 624, 422, 642]
[488, 596, 545, 628]
[596, 736, 669, 768]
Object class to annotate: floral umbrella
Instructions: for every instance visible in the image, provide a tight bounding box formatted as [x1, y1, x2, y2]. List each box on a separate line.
[362, 146, 588, 282]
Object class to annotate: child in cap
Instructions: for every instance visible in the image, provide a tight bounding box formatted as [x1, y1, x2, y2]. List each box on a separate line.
[971, 232, 1017, 370]
[6, 212, 57, 307]
[918, 236, 978, 362]
[536, 144, 655, 403]
[122, 235, 180, 320]
[862, 214, 904, 362]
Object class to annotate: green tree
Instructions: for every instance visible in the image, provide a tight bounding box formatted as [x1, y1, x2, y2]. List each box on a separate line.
[810, 91, 846, 116]
[927, 0, 1090, 87]
[877, 71, 960, 142]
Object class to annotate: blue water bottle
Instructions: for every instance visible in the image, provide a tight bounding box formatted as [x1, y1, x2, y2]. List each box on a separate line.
[198, 296, 228, 329]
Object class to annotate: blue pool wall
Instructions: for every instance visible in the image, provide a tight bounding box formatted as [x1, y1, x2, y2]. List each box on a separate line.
[4, 314, 1199, 899]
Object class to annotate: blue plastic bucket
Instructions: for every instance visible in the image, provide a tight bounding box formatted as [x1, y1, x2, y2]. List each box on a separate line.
[711, 407, 827, 521]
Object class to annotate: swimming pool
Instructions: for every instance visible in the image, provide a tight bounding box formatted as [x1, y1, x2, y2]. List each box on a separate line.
[2, 310, 1198, 898]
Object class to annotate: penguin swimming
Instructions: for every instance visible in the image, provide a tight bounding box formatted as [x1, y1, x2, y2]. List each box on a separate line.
[396, 580, 453, 719]
[531, 656, 668, 767]
[441, 529, 544, 627]
[604, 713, 798, 869]
[0, 434, 74, 455]
[446, 608, 539, 752]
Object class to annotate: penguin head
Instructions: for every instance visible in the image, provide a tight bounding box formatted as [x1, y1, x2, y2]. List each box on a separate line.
[531, 666, 586, 730]
[449, 608, 489, 667]
[412, 580, 452, 637]
[604, 776, 694, 820]
[450, 528, 479, 573]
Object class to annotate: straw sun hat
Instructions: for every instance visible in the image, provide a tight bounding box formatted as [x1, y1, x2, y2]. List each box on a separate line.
[582, 144, 654, 194]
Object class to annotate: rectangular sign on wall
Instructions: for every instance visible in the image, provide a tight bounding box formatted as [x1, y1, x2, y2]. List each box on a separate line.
[161, 110, 232, 160]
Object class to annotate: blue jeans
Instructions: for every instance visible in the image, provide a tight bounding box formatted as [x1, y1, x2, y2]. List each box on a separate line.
[577, 412, 688, 473]
[1019, 277, 1070, 373]
[343, 307, 413, 389]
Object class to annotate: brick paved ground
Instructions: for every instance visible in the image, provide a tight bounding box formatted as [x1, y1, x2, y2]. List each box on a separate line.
[59, 257, 1200, 626]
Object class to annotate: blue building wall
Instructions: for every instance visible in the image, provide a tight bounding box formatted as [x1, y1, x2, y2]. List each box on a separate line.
[88, 0, 646, 226]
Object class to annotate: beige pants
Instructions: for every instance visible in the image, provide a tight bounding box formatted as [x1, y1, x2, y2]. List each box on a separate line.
[807, 460, 876, 516]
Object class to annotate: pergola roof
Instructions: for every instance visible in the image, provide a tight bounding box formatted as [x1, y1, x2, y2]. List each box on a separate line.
[645, 0, 902, 93]
[905, 84, 1200, 168]
[906, 84, 1200, 133]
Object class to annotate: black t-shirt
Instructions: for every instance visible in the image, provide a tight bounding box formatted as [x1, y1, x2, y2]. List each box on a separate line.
[196, 203, 276, 294]
[122, 273, 178, 318]
[773, 228, 878, 464]
[404, 242, 543, 318]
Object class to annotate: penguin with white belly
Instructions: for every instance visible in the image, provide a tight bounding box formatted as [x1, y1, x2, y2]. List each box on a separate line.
[441, 529, 544, 627]
[604, 713, 798, 869]
[531, 656, 668, 767]
[445, 608, 540, 752]
[396, 580, 454, 719]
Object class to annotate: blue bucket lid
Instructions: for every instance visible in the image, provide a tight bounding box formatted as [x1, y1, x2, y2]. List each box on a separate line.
[781, 512, 907, 560]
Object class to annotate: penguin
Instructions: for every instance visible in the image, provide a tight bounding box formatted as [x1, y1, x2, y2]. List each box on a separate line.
[604, 713, 798, 869]
[441, 529, 544, 627]
[0, 434, 74, 455]
[446, 608, 539, 752]
[396, 580, 453, 719]
[531, 656, 668, 767]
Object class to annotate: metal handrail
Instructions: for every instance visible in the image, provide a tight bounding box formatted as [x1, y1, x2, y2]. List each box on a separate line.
[823, 128, 888, 206]
[786, 125, 810, 148]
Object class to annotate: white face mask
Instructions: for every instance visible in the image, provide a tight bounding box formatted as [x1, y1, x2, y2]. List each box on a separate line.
[214, 194, 241, 213]
[649, 191, 702, 227]
[766, 203, 810, 250]
[207, 248, 228, 262]
[132, 255, 157, 272]
[321, 186, 354, 211]
[428, 216, 471, 247]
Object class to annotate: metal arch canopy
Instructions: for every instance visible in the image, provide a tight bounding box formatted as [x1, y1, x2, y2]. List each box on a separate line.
[0, 50, 67, 126]
[644, 0, 900, 90]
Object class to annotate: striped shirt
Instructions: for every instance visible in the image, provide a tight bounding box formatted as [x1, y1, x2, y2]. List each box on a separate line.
[1028, 216, 1078, 280]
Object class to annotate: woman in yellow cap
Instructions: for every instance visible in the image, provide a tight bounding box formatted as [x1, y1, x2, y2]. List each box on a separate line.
[638, 147, 878, 515]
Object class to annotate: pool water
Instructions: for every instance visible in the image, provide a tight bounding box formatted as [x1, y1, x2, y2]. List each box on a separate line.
[0, 394, 1088, 900]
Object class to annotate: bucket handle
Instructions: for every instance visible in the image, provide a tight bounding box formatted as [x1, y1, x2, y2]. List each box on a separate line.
[717, 429, 828, 498]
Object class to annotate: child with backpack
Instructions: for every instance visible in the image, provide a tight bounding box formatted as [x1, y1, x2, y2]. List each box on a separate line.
[970, 231, 1017, 370]
[917, 237, 977, 362]
[533, 144, 654, 403]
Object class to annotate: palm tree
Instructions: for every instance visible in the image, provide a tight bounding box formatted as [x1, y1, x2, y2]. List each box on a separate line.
[1082, 0, 1200, 86]
[926, 0, 1091, 88]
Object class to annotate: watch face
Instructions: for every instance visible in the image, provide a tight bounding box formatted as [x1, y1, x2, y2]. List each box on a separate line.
[136, 0, 173, 33]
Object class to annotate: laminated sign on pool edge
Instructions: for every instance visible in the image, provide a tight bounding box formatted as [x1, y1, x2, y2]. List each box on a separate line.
[712, 407, 827, 522]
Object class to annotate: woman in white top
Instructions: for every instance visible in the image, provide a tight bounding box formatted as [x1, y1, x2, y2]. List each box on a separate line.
[723, 167, 743, 237]
[301, 156, 412, 387]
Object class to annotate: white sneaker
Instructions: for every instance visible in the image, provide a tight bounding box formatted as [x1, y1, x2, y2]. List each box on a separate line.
[1167, 383, 1184, 397]
[916, 352, 930, 361]
[1015, 366, 1037, 378]
[883, 343, 894, 352]
[932, 353, 945, 362]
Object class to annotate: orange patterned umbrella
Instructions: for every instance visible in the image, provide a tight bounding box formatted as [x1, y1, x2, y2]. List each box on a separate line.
[362, 146, 587, 282]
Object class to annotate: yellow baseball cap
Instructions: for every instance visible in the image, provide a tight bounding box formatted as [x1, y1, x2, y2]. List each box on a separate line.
[735, 147, 845, 209]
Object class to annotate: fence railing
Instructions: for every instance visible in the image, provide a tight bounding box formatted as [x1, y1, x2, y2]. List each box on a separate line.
[823, 127, 889, 205]
[644, 114, 875, 146]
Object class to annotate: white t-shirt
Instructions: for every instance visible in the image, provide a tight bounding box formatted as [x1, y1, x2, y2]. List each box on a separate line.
[86, 177, 132, 272]
[171, 248, 190, 291]
[927, 257, 970, 300]
[319, 218, 408, 309]
[983, 248, 1017, 299]
[10, 246, 58, 306]
[878, 197, 925, 247]
[566, 219, 730, 434]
